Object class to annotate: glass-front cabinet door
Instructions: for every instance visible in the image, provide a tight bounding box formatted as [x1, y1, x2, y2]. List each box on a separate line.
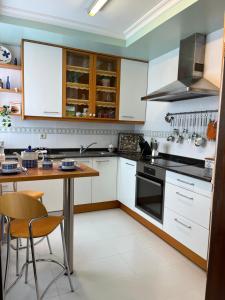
[63, 50, 94, 119]
[94, 55, 120, 120]
[63, 50, 120, 120]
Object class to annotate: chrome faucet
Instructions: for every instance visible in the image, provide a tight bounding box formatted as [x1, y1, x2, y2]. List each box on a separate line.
[80, 142, 97, 154]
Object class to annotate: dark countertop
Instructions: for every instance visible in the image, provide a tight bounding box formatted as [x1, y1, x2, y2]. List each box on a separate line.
[5, 148, 212, 182]
[162, 164, 212, 182]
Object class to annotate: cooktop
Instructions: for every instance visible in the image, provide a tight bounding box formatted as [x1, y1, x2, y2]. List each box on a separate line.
[143, 158, 194, 168]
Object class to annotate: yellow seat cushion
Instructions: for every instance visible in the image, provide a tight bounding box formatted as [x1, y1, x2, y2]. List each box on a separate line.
[10, 216, 63, 238]
[18, 190, 44, 199]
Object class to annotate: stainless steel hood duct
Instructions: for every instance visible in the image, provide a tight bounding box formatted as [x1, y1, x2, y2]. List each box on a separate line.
[141, 33, 219, 102]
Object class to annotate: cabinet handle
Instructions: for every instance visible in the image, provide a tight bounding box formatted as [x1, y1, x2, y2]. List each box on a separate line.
[96, 160, 109, 163]
[176, 192, 194, 201]
[174, 218, 192, 229]
[122, 115, 135, 119]
[43, 111, 59, 114]
[126, 162, 135, 167]
[177, 179, 195, 186]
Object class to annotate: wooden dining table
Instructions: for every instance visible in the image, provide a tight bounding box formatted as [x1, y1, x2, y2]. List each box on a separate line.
[0, 163, 99, 300]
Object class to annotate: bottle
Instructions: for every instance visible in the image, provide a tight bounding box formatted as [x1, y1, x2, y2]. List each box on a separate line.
[13, 58, 17, 65]
[0, 78, 3, 89]
[6, 76, 10, 89]
[0, 141, 5, 166]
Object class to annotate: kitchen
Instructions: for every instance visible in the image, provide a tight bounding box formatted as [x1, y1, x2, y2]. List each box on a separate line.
[0, 0, 225, 299]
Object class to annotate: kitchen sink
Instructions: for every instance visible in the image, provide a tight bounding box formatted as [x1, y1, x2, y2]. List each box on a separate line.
[48, 151, 116, 159]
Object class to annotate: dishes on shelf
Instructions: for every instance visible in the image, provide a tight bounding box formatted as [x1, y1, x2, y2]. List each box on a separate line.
[0, 46, 12, 64]
[64, 50, 119, 121]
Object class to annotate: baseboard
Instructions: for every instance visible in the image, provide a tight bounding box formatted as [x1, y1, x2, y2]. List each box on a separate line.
[120, 203, 207, 271]
[74, 200, 120, 214]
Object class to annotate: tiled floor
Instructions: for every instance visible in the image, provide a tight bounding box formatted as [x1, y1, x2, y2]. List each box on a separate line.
[4, 209, 206, 300]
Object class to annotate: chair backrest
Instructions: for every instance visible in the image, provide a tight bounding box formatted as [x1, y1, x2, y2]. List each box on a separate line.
[0, 192, 47, 219]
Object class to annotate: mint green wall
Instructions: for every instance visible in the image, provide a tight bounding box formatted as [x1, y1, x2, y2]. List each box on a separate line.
[0, 18, 126, 56]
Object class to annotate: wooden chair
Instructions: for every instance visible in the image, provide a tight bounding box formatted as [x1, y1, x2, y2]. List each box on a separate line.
[0, 192, 74, 300]
[0, 184, 53, 276]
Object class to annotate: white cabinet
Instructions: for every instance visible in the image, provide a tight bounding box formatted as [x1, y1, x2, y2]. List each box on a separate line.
[163, 171, 212, 259]
[92, 157, 117, 203]
[163, 208, 209, 259]
[117, 158, 136, 209]
[23, 41, 63, 117]
[164, 182, 211, 229]
[166, 171, 212, 197]
[119, 59, 148, 122]
[17, 179, 63, 212]
[74, 158, 92, 205]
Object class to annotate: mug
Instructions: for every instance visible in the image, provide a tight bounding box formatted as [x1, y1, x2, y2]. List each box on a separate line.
[42, 159, 53, 169]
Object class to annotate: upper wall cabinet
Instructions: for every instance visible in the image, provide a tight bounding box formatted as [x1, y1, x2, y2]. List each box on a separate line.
[63, 49, 120, 121]
[23, 41, 63, 118]
[22, 40, 147, 124]
[119, 59, 148, 122]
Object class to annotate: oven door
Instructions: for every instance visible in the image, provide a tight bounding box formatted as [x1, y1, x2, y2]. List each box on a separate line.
[135, 173, 164, 223]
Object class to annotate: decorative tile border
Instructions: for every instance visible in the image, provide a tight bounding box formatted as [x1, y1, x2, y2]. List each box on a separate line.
[0, 126, 133, 136]
[134, 130, 172, 139]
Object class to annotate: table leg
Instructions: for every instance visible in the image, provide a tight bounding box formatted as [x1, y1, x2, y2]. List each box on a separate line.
[0, 216, 5, 300]
[63, 178, 74, 273]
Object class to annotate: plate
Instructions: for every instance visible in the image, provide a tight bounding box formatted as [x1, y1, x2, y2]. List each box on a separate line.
[58, 166, 80, 172]
[0, 168, 22, 175]
[0, 46, 12, 64]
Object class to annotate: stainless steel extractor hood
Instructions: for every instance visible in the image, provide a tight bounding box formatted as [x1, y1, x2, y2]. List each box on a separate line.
[141, 33, 219, 102]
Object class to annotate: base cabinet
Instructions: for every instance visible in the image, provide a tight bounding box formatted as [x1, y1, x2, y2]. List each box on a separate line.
[74, 158, 93, 205]
[117, 158, 136, 209]
[92, 157, 118, 203]
[17, 179, 63, 212]
[163, 207, 209, 259]
[163, 171, 212, 259]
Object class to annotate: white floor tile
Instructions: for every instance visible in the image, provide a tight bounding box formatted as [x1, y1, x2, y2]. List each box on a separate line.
[3, 209, 206, 300]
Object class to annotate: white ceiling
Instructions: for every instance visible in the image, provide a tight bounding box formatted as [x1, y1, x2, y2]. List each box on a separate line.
[0, 0, 182, 40]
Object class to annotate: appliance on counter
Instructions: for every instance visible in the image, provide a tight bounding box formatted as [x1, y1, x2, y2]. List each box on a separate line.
[141, 33, 219, 102]
[139, 137, 159, 158]
[150, 139, 159, 157]
[135, 158, 189, 223]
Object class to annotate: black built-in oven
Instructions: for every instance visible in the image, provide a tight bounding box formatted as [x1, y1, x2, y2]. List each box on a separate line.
[135, 162, 166, 223]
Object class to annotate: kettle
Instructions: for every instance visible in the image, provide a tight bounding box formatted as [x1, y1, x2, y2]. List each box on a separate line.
[14, 146, 44, 168]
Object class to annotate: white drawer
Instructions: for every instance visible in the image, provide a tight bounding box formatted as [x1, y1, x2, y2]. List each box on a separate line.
[164, 182, 211, 229]
[166, 171, 212, 197]
[163, 208, 209, 259]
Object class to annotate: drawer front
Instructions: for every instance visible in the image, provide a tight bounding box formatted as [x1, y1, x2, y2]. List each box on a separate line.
[165, 182, 211, 229]
[166, 171, 212, 197]
[163, 208, 209, 259]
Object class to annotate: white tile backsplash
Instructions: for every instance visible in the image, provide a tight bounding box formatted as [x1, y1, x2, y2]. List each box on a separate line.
[1, 118, 134, 149]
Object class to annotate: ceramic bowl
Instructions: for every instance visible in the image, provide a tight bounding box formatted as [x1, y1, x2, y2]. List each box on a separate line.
[61, 159, 76, 168]
[2, 161, 18, 171]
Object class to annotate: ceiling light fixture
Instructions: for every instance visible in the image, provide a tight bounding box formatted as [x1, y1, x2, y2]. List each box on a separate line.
[88, 0, 109, 16]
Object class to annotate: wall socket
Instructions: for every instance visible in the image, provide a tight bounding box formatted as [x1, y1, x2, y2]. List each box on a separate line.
[40, 133, 47, 139]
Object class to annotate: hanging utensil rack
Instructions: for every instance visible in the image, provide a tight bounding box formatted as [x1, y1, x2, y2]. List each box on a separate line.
[165, 109, 218, 144]
[166, 109, 218, 117]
